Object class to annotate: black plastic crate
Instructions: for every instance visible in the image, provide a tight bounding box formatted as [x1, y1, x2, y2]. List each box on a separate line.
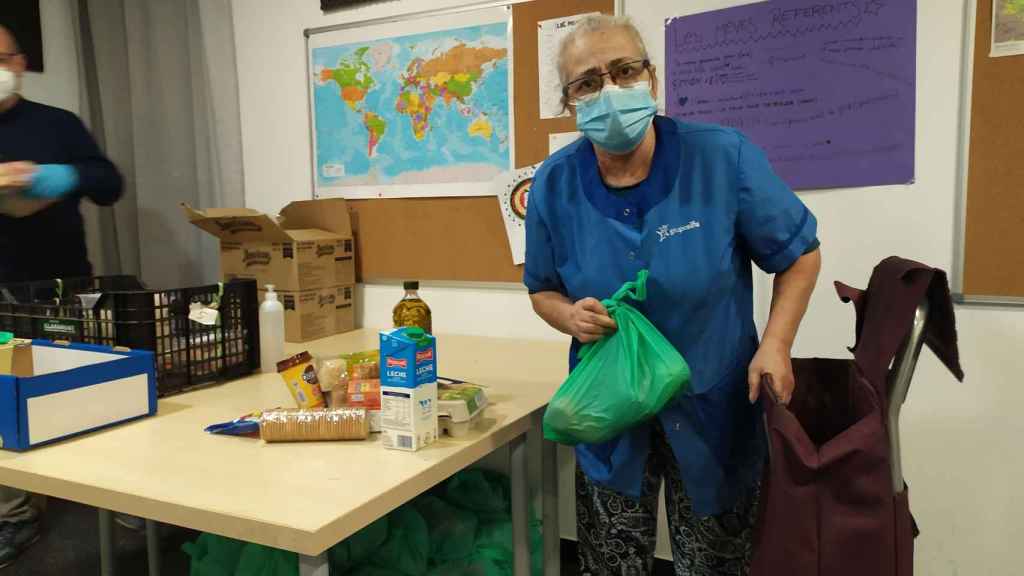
[0, 276, 144, 340]
[0, 276, 260, 397]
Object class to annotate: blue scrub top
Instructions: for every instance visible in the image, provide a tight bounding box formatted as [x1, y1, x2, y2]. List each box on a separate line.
[524, 116, 818, 516]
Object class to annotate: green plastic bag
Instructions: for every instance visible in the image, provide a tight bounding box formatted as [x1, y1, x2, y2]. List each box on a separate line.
[351, 566, 406, 576]
[473, 519, 544, 576]
[543, 270, 691, 445]
[371, 506, 430, 575]
[182, 534, 297, 576]
[413, 495, 479, 562]
[423, 518, 544, 576]
[235, 544, 297, 576]
[182, 533, 246, 576]
[442, 468, 510, 522]
[329, 517, 390, 574]
[426, 553, 504, 576]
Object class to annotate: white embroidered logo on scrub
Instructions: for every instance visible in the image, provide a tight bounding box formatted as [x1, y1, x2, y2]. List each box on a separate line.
[656, 221, 701, 242]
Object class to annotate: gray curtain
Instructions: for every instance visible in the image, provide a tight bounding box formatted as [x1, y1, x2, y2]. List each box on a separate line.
[75, 0, 245, 288]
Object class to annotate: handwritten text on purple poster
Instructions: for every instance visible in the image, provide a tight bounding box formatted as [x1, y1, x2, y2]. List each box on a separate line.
[665, 0, 916, 190]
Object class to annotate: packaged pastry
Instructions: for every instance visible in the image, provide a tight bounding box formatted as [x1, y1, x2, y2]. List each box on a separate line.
[316, 356, 346, 392]
[340, 351, 381, 431]
[277, 351, 326, 409]
[326, 386, 348, 409]
[345, 350, 380, 381]
[259, 408, 369, 442]
[343, 378, 381, 432]
[344, 378, 381, 410]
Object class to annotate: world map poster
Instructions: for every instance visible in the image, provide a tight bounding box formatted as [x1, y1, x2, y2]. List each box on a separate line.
[310, 10, 511, 198]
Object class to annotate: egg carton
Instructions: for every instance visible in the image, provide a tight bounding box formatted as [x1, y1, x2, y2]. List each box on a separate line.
[436, 377, 488, 438]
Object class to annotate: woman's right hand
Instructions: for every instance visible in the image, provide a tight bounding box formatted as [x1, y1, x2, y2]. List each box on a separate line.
[567, 297, 618, 343]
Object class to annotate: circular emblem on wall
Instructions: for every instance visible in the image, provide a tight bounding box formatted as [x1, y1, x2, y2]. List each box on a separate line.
[509, 178, 531, 220]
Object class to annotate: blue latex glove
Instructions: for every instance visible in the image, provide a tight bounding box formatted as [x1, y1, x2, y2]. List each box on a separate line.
[26, 164, 80, 199]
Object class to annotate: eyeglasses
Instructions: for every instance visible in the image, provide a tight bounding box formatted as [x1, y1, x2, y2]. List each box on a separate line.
[562, 59, 650, 105]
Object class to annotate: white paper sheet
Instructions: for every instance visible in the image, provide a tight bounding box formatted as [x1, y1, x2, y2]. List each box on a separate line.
[549, 131, 582, 156]
[492, 164, 540, 265]
[537, 13, 600, 120]
[991, 0, 1024, 57]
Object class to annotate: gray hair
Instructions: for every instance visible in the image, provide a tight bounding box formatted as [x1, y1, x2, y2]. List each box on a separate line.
[557, 14, 649, 85]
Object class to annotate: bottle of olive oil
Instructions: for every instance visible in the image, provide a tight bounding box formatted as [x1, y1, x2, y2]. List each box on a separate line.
[393, 281, 432, 334]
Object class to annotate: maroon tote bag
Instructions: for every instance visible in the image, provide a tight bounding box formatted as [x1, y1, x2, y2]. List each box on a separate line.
[751, 257, 964, 576]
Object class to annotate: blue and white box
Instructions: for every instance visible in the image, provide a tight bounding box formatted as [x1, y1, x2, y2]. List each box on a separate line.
[0, 340, 157, 451]
[380, 328, 437, 451]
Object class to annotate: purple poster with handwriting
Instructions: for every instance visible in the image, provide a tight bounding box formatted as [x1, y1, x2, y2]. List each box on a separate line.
[665, 0, 916, 190]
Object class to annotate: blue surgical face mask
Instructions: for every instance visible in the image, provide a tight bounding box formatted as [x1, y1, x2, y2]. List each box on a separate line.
[575, 82, 657, 154]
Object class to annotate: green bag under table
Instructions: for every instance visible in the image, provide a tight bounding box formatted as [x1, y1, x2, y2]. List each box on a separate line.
[185, 469, 542, 576]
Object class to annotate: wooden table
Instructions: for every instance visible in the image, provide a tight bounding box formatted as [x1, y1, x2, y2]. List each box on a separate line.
[0, 330, 569, 575]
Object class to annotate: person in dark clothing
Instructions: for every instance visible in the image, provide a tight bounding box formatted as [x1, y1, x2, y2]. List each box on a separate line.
[0, 24, 123, 568]
[0, 26, 123, 282]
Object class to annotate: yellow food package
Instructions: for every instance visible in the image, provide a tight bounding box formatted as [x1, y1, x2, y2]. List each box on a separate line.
[276, 351, 326, 409]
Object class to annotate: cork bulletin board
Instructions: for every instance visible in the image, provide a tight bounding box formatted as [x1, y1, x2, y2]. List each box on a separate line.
[511, 0, 616, 168]
[347, 197, 521, 282]
[957, 0, 1024, 304]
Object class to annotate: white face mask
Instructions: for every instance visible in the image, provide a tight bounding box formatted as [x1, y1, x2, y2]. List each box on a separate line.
[0, 69, 17, 101]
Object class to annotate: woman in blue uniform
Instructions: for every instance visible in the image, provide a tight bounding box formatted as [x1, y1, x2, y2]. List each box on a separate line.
[525, 15, 821, 576]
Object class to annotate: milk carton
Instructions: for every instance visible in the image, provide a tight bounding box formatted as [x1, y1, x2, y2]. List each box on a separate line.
[379, 327, 437, 451]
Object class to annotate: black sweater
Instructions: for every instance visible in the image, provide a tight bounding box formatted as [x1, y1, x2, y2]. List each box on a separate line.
[0, 98, 123, 282]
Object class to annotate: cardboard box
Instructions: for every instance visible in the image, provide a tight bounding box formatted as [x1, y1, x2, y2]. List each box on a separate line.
[335, 241, 356, 284]
[184, 200, 355, 291]
[336, 238, 355, 286]
[0, 341, 157, 451]
[280, 199, 357, 285]
[336, 284, 355, 334]
[379, 327, 437, 451]
[0, 338, 31, 375]
[262, 287, 337, 343]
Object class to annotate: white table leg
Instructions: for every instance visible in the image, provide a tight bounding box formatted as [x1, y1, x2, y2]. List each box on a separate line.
[510, 433, 530, 576]
[98, 508, 116, 576]
[146, 519, 161, 576]
[299, 552, 330, 576]
[542, 437, 561, 576]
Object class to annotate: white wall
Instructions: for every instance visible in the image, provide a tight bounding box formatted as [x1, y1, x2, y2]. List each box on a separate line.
[18, 0, 80, 114]
[232, 0, 1024, 572]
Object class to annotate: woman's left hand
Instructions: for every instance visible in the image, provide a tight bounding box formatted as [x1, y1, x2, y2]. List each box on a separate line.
[747, 337, 794, 404]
